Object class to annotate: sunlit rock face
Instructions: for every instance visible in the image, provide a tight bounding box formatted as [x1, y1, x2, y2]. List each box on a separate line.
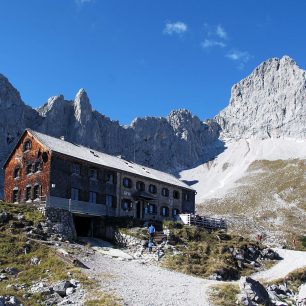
[216, 56, 306, 140]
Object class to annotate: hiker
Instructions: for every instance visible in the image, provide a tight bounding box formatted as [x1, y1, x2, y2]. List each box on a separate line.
[148, 240, 154, 253]
[148, 223, 156, 238]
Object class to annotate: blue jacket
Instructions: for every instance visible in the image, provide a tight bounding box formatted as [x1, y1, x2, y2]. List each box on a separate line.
[148, 225, 155, 234]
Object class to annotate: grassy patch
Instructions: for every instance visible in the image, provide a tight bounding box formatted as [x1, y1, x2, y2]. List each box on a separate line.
[209, 284, 240, 306]
[162, 226, 268, 280]
[0, 202, 118, 305]
[269, 267, 306, 293]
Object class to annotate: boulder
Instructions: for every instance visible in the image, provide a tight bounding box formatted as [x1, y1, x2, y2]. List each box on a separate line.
[0, 212, 10, 224]
[240, 277, 271, 306]
[65, 287, 75, 296]
[52, 280, 73, 297]
[297, 283, 306, 304]
[0, 295, 23, 306]
[5, 267, 18, 275]
[30, 257, 40, 265]
[44, 292, 62, 306]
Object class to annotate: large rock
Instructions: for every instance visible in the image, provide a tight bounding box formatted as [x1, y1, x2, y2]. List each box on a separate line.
[216, 56, 306, 140]
[297, 283, 306, 305]
[52, 280, 73, 297]
[239, 277, 271, 306]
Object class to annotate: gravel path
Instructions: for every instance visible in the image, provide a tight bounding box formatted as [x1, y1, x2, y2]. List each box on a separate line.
[79, 252, 215, 306]
[77, 242, 306, 306]
[253, 248, 306, 281]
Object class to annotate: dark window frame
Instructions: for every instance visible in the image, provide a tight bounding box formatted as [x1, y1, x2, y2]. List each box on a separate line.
[123, 177, 132, 188]
[34, 161, 42, 173]
[89, 191, 97, 203]
[173, 190, 180, 200]
[12, 189, 19, 203]
[33, 184, 41, 200]
[148, 184, 157, 194]
[136, 181, 145, 191]
[160, 206, 169, 217]
[13, 167, 20, 179]
[71, 163, 81, 176]
[89, 168, 98, 180]
[25, 186, 32, 201]
[161, 188, 169, 197]
[26, 164, 33, 175]
[121, 198, 133, 211]
[23, 140, 32, 152]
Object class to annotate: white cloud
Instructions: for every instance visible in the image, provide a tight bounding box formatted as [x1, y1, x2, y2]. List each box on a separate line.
[216, 25, 227, 39]
[201, 39, 226, 49]
[226, 50, 252, 69]
[75, 0, 93, 7]
[163, 22, 188, 35]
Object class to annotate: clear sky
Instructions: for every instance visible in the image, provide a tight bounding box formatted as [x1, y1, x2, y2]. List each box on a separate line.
[0, 0, 305, 124]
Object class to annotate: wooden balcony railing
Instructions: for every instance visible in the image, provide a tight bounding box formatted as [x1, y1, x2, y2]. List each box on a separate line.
[46, 196, 116, 217]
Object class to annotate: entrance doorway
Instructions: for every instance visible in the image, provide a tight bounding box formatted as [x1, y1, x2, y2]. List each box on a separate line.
[136, 201, 143, 219]
[74, 216, 92, 237]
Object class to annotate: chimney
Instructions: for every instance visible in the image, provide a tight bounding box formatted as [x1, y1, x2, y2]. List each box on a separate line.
[60, 136, 65, 141]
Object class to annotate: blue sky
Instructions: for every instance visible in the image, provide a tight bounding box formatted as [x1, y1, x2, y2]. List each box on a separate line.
[0, 0, 305, 124]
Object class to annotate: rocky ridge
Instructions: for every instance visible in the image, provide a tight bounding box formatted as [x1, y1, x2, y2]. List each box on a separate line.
[1, 55, 306, 199]
[0, 75, 221, 198]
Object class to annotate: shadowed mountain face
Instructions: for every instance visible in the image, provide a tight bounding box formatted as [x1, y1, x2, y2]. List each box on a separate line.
[0, 75, 221, 198]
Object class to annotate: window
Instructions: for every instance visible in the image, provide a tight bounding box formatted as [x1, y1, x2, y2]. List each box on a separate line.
[123, 177, 132, 188]
[183, 191, 190, 201]
[71, 188, 79, 201]
[106, 195, 116, 208]
[34, 162, 42, 173]
[148, 184, 157, 194]
[23, 140, 32, 152]
[160, 206, 169, 217]
[26, 164, 32, 175]
[25, 186, 32, 201]
[13, 167, 20, 179]
[71, 163, 81, 175]
[173, 190, 180, 199]
[136, 181, 145, 191]
[105, 172, 115, 184]
[12, 189, 19, 203]
[148, 204, 157, 214]
[121, 199, 133, 211]
[172, 208, 180, 217]
[89, 168, 97, 179]
[33, 185, 40, 200]
[161, 188, 169, 197]
[89, 191, 97, 203]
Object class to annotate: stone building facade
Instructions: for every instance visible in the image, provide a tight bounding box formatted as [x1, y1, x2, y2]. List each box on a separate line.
[3, 129, 195, 226]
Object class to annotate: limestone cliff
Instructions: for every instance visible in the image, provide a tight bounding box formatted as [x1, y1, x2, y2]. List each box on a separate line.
[216, 56, 306, 140]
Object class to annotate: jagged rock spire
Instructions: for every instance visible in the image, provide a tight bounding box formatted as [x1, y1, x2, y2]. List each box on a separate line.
[74, 88, 92, 125]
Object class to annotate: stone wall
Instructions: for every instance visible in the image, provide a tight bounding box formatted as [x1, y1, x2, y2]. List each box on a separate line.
[45, 207, 77, 241]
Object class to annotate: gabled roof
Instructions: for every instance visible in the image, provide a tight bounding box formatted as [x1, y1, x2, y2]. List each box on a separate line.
[27, 129, 193, 190]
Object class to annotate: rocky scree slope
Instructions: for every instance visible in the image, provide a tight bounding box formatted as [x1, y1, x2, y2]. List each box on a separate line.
[182, 56, 306, 247]
[0, 74, 220, 198]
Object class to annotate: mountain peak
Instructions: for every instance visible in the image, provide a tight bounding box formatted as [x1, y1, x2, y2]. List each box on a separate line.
[0, 73, 24, 108]
[216, 55, 306, 140]
[74, 88, 92, 125]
